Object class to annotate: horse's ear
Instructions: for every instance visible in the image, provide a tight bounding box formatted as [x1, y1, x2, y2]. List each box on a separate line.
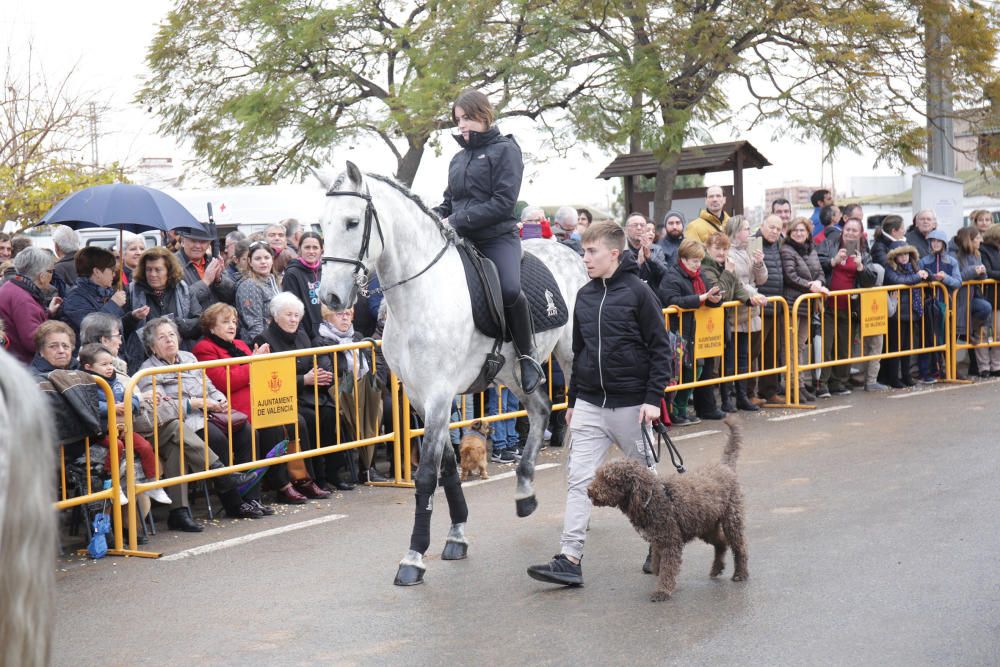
[346, 161, 364, 189]
[310, 166, 333, 191]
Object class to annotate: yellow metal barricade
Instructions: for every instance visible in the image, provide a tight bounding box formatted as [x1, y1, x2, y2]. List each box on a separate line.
[53, 375, 148, 557]
[789, 282, 954, 403]
[121, 341, 407, 556]
[949, 279, 1000, 379]
[661, 296, 800, 408]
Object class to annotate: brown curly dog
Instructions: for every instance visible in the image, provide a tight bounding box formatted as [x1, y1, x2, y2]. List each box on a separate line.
[587, 415, 748, 602]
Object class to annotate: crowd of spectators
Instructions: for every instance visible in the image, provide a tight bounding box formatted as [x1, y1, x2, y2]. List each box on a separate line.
[2, 192, 996, 546]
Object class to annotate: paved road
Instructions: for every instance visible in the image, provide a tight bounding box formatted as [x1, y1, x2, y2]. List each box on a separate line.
[55, 380, 1000, 666]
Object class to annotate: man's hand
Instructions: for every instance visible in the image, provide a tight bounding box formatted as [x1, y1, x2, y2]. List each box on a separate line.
[202, 257, 224, 285]
[111, 290, 127, 307]
[564, 407, 573, 426]
[48, 295, 63, 315]
[638, 403, 660, 424]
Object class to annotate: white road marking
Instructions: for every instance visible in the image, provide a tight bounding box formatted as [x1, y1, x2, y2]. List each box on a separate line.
[767, 405, 851, 422]
[670, 429, 720, 441]
[450, 462, 560, 490]
[160, 514, 347, 561]
[887, 382, 992, 399]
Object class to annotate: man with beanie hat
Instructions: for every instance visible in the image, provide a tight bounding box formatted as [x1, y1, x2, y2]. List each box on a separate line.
[658, 210, 686, 264]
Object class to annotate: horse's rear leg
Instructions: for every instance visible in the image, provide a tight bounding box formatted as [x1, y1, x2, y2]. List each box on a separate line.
[394, 400, 462, 586]
[512, 387, 552, 517]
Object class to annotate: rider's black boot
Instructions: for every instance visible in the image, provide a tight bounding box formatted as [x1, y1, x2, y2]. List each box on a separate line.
[506, 292, 545, 394]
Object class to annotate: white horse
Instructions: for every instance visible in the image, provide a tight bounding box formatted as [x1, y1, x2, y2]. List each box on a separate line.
[0, 349, 56, 665]
[316, 162, 587, 586]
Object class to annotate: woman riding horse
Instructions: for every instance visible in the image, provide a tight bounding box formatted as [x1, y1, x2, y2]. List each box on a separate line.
[432, 90, 545, 393]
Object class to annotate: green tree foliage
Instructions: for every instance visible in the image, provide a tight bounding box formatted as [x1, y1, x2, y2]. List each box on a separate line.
[139, 0, 593, 187]
[562, 0, 1000, 221]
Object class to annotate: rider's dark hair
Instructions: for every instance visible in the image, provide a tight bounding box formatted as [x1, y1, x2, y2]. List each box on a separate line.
[452, 90, 495, 127]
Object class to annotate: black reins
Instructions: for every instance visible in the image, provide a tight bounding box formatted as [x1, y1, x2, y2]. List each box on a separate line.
[321, 188, 453, 298]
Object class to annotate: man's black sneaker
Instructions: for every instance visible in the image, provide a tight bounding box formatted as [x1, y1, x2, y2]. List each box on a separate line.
[491, 449, 517, 463]
[526, 554, 583, 586]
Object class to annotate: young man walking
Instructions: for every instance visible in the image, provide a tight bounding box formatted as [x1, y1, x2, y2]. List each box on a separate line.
[527, 220, 672, 586]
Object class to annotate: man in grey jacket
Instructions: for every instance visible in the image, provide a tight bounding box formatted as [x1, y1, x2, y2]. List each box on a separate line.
[175, 227, 236, 309]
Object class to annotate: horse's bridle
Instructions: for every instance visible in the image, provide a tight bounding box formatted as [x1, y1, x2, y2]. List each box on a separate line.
[321, 187, 453, 298]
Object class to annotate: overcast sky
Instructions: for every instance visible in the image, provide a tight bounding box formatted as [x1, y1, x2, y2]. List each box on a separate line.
[3, 1, 902, 214]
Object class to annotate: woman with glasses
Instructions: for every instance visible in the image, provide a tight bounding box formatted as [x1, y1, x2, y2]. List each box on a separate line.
[0, 247, 63, 364]
[236, 240, 280, 343]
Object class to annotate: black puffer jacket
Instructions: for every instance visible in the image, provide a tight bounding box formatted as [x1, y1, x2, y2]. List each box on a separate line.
[568, 255, 671, 409]
[757, 233, 784, 313]
[432, 127, 523, 242]
[281, 259, 323, 339]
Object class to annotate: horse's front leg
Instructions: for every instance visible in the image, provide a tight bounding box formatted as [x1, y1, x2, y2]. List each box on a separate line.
[513, 387, 553, 517]
[439, 441, 470, 560]
[394, 399, 459, 586]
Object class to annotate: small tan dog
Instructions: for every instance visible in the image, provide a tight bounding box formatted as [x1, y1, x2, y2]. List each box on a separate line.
[459, 420, 492, 481]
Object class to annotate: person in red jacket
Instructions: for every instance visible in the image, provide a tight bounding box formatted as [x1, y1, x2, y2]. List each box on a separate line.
[192, 303, 330, 504]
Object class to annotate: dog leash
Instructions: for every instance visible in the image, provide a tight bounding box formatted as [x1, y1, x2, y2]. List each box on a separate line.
[641, 420, 686, 474]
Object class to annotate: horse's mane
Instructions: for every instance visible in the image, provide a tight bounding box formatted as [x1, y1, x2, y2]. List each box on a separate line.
[366, 173, 441, 223]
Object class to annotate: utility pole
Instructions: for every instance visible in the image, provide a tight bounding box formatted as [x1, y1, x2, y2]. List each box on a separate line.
[88, 101, 99, 171]
[924, 1, 955, 177]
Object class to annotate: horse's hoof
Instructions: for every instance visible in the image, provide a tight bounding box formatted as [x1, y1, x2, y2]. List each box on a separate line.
[516, 495, 538, 517]
[393, 564, 426, 586]
[441, 540, 468, 560]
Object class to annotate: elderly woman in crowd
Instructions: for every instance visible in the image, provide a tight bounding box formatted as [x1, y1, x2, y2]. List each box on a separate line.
[125, 246, 203, 372]
[917, 229, 961, 382]
[193, 303, 331, 503]
[62, 246, 149, 337]
[780, 217, 829, 402]
[952, 226, 994, 378]
[137, 317, 268, 520]
[816, 217, 877, 397]
[118, 233, 147, 286]
[657, 239, 724, 424]
[236, 240, 281, 343]
[254, 293, 355, 491]
[0, 247, 63, 364]
[280, 231, 325, 339]
[80, 312, 129, 374]
[318, 303, 387, 483]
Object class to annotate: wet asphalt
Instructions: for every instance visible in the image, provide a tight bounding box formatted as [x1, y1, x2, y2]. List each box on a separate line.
[54, 379, 1000, 666]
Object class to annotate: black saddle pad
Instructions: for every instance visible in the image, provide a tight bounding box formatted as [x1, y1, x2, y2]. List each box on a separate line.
[458, 244, 569, 341]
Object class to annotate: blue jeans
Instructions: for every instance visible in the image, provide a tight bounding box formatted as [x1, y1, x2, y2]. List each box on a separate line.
[486, 386, 520, 450]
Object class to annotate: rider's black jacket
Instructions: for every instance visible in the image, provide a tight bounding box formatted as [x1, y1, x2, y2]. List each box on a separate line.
[569, 255, 672, 410]
[432, 127, 523, 243]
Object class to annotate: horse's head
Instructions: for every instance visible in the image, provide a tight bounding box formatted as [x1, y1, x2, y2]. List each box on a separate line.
[314, 161, 381, 310]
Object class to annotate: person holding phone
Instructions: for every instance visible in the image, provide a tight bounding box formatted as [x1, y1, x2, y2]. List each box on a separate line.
[658, 239, 726, 423]
[816, 218, 877, 397]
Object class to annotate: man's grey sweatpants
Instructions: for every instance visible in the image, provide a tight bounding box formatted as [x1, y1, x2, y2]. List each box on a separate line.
[560, 399, 656, 560]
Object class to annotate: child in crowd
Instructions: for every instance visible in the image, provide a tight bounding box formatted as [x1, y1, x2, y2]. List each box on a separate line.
[79, 343, 171, 505]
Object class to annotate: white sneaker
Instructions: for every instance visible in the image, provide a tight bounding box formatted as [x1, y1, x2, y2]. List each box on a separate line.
[146, 487, 172, 505]
[119, 488, 129, 505]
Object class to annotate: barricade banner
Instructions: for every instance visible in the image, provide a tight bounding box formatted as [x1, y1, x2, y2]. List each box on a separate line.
[250, 356, 298, 427]
[694, 307, 724, 359]
[861, 291, 888, 337]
